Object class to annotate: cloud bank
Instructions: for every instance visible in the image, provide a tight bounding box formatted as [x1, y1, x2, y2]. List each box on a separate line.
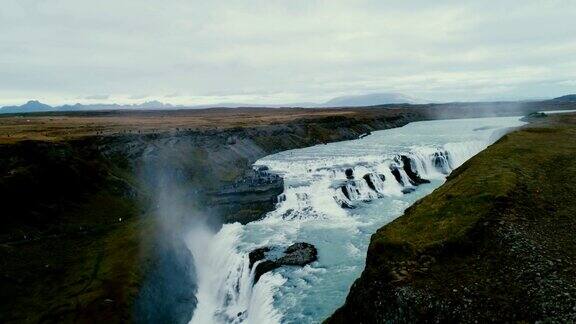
[1, 0, 575, 105]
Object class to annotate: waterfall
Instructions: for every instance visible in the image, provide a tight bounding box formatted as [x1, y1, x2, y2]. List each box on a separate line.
[186, 223, 285, 324]
[188, 144, 483, 323]
[186, 117, 525, 324]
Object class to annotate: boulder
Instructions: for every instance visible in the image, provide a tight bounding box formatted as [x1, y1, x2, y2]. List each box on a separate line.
[249, 242, 318, 284]
[400, 155, 430, 185]
[253, 260, 280, 283]
[248, 247, 270, 268]
[277, 242, 318, 266]
[341, 186, 351, 200]
[402, 187, 416, 194]
[345, 168, 354, 179]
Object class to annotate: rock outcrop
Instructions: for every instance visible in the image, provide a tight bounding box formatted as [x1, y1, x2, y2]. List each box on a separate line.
[400, 155, 430, 185]
[249, 242, 318, 284]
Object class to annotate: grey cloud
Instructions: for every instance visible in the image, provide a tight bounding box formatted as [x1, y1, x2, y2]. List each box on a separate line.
[130, 94, 150, 100]
[84, 94, 110, 100]
[0, 0, 575, 105]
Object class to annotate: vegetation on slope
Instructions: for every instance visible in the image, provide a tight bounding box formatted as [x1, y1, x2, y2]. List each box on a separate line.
[0, 139, 149, 323]
[329, 113, 576, 323]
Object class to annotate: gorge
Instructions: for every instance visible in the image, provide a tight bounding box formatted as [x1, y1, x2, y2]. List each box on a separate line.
[1, 102, 575, 323]
[185, 116, 525, 323]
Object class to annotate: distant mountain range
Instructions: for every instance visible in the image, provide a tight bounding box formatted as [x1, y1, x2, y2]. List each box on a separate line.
[0, 92, 423, 114]
[0, 100, 54, 113]
[2, 93, 574, 114]
[320, 93, 423, 107]
[553, 94, 576, 102]
[0, 100, 176, 114]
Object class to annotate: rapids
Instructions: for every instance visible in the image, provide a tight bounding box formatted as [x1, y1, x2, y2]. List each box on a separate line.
[186, 116, 525, 324]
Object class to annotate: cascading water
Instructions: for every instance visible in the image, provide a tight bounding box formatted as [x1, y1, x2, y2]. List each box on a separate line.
[187, 116, 525, 324]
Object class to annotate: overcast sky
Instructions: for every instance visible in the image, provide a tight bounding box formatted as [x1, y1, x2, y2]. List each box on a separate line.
[1, 0, 575, 106]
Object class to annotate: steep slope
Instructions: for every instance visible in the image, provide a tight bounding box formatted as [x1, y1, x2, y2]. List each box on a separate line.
[328, 113, 576, 323]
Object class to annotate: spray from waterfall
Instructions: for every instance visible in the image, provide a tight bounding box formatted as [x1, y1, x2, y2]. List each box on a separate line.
[135, 144, 221, 323]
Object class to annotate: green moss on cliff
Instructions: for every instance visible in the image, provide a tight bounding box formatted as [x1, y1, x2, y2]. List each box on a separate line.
[0, 139, 149, 323]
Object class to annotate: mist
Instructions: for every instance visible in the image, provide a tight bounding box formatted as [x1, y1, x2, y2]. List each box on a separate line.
[134, 143, 222, 323]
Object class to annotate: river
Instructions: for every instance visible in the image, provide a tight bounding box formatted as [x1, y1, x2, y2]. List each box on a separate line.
[186, 116, 526, 324]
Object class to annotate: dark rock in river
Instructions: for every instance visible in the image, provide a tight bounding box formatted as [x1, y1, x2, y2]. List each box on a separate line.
[277, 242, 318, 266]
[390, 165, 404, 185]
[253, 260, 281, 283]
[341, 186, 351, 200]
[207, 168, 284, 224]
[402, 187, 416, 194]
[345, 168, 354, 179]
[400, 155, 430, 185]
[363, 174, 377, 191]
[248, 247, 270, 268]
[250, 242, 318, 284]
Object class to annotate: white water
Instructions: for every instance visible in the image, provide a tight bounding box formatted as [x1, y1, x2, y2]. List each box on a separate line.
[187, 116, 525, 324]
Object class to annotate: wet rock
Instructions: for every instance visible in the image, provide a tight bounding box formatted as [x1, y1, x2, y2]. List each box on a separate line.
[341, 186, 351, 200]
[208, 168, 284, 224]
[402, 187, 416, 194]
[339, 199, 355, 209]
[250, 242, 318, 284]
[400, 155, 430, 185]
[253, 260, 281, 283]
[390, 166, 404, 185]
[362, 173, 385, 192]
[248, 247, 270, 268]
[359, 131, 372, 139]
[363, 174, 377, 191]
[253, 165, 269, 172]
[277, 242, 318, 266]
[345, 168, 354, 179]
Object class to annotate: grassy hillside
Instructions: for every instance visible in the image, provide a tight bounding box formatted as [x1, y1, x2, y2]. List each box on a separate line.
[328, 113, 576, 323]
[0, 139, 149, 323]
